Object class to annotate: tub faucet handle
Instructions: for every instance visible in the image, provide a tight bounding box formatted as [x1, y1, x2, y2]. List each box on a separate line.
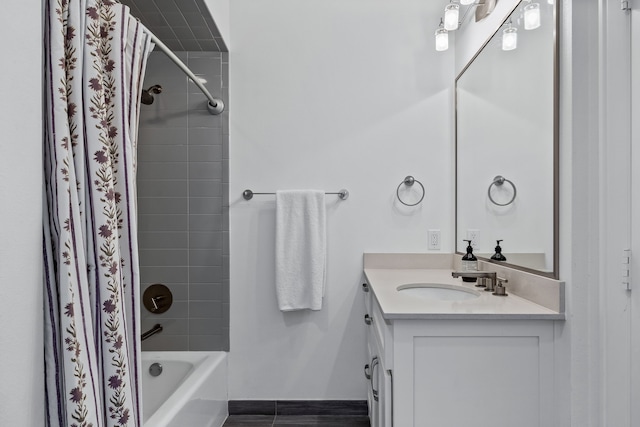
[151, 295, 165, 311]
[143, 284, 173, 314]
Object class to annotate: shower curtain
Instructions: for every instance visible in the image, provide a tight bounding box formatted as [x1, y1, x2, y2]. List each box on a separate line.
[43, 1, 151, 426]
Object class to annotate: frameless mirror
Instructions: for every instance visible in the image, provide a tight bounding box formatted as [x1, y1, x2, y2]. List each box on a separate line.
[455, 0, 558, 278]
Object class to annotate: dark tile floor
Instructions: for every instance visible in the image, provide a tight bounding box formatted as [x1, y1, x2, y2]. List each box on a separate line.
[223, 414, 371, 426]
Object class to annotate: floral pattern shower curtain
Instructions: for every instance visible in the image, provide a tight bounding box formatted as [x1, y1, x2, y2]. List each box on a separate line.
[43, 1, 151, 426]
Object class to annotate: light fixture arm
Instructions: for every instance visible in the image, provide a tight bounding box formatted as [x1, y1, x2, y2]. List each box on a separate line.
[434, 0, 488, 52]
[458, 1, 487, 29]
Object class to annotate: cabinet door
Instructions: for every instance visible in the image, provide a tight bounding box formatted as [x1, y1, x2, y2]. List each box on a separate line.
[370, 355, 390, 427]
[364, 279, 377, 424]
[370, 333, 393, 426]
[378, 360, 392, 427]
[364, 279, 393, 427]
[368, 355, 379, 427]
[393, 320, 554, 427]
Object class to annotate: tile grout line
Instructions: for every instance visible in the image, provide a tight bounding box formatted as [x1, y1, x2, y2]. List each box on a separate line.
[185, 51, 190, 350]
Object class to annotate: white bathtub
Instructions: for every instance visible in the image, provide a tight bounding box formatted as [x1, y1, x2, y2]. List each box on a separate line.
[141, 351, 228, 427]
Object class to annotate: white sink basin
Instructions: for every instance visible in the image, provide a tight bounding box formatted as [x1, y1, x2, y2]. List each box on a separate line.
[397, 283, 481, 301]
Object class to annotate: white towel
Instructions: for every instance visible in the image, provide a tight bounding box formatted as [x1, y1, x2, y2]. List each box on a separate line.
[275, 190, 326, 311]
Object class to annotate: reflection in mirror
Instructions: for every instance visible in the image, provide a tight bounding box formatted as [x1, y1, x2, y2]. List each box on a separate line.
[456, 0, 558, 277]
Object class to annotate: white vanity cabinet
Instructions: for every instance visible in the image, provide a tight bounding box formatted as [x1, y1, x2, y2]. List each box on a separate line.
[362, 279, 557, 427]
[363, 282, 393, 427]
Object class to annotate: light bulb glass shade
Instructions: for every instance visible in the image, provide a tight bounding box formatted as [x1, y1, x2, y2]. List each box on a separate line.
[524, 3, 541, 30]
[548, 0, 554, 4]
[444, 4, 460, 31]
[460, 0, 475, 4]
[435, 28, 449, 51]
[502, 27, 518, 50]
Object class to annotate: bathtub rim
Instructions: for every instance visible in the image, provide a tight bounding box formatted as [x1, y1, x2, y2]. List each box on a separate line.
[142, 351, 228, 427]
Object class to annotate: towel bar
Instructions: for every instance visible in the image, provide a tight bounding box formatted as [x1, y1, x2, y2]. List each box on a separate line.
[242, 189, 349, 201]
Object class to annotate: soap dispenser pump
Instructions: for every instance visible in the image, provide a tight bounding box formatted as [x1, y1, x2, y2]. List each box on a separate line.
[490, 240, 507, 261]
[461, 239, 478, 282]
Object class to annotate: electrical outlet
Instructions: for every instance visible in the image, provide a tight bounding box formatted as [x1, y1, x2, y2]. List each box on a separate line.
[467, 229, 480, 250]
[428, 229, 441, 250]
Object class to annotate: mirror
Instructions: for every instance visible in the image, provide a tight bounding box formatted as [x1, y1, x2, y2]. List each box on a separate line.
[455, 0, 558, 278]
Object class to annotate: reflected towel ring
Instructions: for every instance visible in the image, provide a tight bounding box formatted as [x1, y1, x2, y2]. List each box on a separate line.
[488, 175, 517, 206]
[396, 176, 425, 206]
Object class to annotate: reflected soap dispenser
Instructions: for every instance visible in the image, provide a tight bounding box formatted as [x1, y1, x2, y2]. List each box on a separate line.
[490, 240, 508, 261]
[461, 239, 478, 282]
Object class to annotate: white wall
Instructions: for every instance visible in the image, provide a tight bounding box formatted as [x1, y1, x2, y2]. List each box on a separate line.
[0, 2, 44, 425]
[228, 0, 454, 399]
[602, 0, 636, 425]
[631, 4, 640, 426]
[558, 0, 602, 426]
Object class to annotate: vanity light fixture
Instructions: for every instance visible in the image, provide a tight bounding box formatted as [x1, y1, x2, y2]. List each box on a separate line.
[523, 2, 541, 30]
[502, 21, 518, 51]
[433, 1, 491, 52]
[435, 19, 449, 51]
[444, 2, 460, 31]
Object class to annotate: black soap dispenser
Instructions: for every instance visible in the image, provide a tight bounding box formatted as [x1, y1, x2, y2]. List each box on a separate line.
[490, 240, 508, 261]
[461, 239, 478, 282]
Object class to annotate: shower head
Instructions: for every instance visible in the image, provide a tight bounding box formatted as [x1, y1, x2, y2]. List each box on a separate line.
[141, 84, 163, 105]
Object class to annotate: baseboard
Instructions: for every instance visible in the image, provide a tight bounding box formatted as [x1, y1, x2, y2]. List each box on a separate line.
[228, 400, 368, 416]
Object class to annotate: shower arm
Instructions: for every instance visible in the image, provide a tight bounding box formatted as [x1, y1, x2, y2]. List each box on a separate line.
[143, 28, 225, 116]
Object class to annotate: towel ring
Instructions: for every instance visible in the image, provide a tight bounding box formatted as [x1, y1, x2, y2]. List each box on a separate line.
[396, 176, 425, 207]
[488, 175, 517, 206]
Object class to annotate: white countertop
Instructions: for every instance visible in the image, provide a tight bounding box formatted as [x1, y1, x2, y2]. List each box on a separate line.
[364, 268, 565, 320]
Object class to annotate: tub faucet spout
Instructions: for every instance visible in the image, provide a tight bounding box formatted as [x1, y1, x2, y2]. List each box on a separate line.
[141, 323, 163, 341]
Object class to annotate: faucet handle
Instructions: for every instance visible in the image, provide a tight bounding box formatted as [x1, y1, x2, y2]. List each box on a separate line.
[493, 278, 509, 297]
[143, 284, 173, 314]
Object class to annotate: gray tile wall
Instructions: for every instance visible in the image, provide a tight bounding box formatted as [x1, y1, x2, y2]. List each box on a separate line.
[120, 0, 226, 51]
[138, 51, 229, 351]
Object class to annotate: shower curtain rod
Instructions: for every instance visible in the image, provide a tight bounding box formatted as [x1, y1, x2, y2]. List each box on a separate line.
[142, 27, 225, 116]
